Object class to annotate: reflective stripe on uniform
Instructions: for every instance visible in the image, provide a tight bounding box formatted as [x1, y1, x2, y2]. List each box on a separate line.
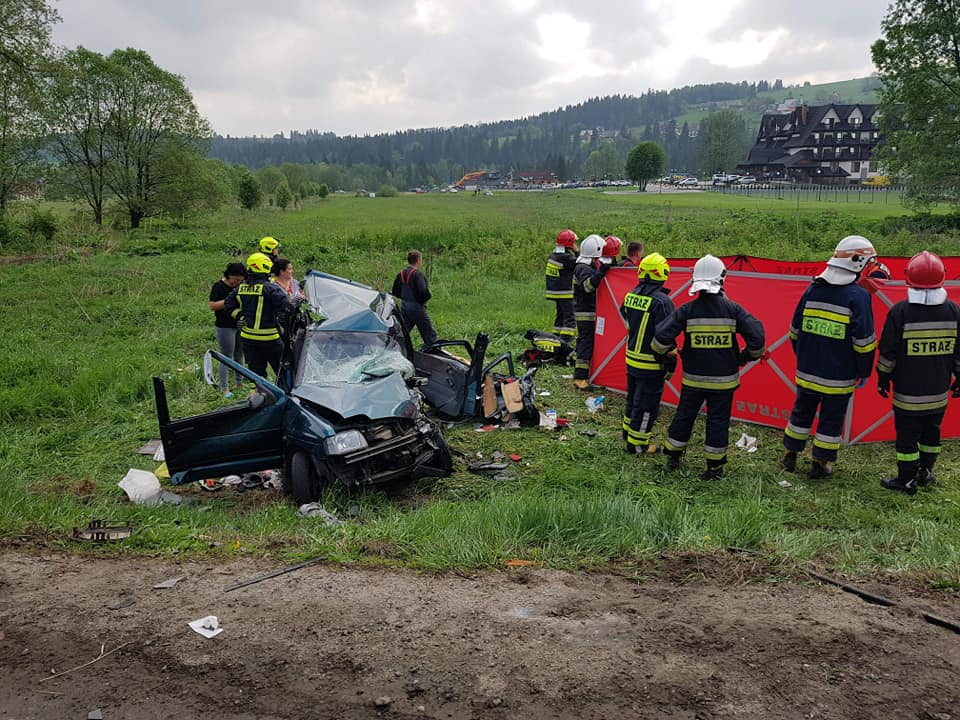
[650, 338, 673, 355]
[918, 443, 942, 454]
[545, 291, 574, 300]
[666, 436, 688, 449]
[685, 317, 736, 331]
[877, 354, 896, 374]
[805, 301, 852, 317]
[795, 371, 855, 395]
[903, 321, 958, 334]
[704, 445, 727, 460]
[892, 391, 949, 412]
[681, 372, 740, 391]
[803, 308, 851, 325]
[897, 451, 920, 462]
[784, 422, 811, 441]
[813, 432, 841, 451]
[852, 334, 877, 353]
[574, 311, 596, 321]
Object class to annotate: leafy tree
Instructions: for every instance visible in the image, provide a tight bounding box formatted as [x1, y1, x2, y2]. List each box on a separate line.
[625, 142, 666, 190]
[377, 183, 398, 197]
[581, 140, 621, 180]
[697, 110, 750, 175]
[257, 166, 284, 195]
[102, 49, 212, 228]
[274, 179, 292, 209]
[154, 153, 232, 218]
[237, 171, 263, 210]
[872, 0, 960, 207]
[317, 183, 329, 199]
[0, 0, 59, 214]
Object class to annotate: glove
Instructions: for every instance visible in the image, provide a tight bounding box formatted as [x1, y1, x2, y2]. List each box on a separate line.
[952, 374, 960, 398]
[855, 377, 868, 389]
[737, 348, 755, 366]
[662, 353, 678, 375]
[877, 374, 890, 398]
[597, 262, 611, 276]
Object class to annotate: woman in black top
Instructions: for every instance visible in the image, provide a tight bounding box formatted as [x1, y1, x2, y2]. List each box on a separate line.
[209, 262, 246, 397]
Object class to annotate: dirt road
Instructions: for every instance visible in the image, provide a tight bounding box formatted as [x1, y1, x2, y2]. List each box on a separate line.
[1, 553, 957, 719]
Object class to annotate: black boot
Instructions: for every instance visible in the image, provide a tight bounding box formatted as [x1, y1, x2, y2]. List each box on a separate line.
[701, 458, 726, 481]
[664, 449, 682, 471]
[808, 458, 833, 479]
[779, 450, 798, 473]
[881, 460, 919, 495]
[918, 452, 938, 487]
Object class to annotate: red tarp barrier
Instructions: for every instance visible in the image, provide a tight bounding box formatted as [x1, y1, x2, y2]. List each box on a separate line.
[592, 265, 960, 443]
[665, 255, 960, 280]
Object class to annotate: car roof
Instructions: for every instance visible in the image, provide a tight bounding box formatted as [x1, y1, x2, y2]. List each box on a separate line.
[303, 271, 398, 332]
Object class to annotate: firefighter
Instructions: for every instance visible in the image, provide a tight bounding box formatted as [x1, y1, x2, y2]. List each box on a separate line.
[572, 234, 610, 390]
[781, 235, 878, 479]
[391, 249, 437, 348]
[652, 254, 766, 480]
[224, 252, 296, 380]
[258, 236, 281, 261]
[877, 251, 960, 494]
[545, 229, 578, 341]
[620, 241, 644, 268]
[620, 253, 675, 454]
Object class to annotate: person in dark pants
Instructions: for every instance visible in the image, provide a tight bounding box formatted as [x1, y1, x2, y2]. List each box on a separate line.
[620, 253, 675, 454]
[781, 236, 877, 479]
[652, 254, 766, 480]
[223, 253, 295, 380]
[209, 262, 247, 397]
[620, 241, 644, 268]
[572, 234, 612, 390]
[392, 250, 437, 348]
[876, 251, 960, 494]
[545, 229, 578, 341]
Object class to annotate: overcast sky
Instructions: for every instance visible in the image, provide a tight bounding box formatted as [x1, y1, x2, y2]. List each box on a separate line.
[52, 0, 886, 137]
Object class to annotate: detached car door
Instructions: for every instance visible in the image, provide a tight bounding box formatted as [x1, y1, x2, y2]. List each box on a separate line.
[154, 351, 287, 484]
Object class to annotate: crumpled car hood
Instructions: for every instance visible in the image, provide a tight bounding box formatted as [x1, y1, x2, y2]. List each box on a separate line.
[292, 373, 420, 421]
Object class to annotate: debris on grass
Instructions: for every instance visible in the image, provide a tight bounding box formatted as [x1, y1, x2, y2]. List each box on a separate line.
[153, 576, 185, 590]
[578, 430, 597, 438]
[136, 439, 161, 456]
[505, 559, 540, 567]
[297, 503, 343, 526]
[118, 469, 162, 505]
[467, 462, 509, 474]
[736, 433, 759, 453]
[188, 615, 223, 638]
[509, 453, 522, 461]
[72, 521, 133, 543]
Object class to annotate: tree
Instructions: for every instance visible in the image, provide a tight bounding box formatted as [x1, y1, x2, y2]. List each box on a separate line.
[237, 171, 261, 209]
[581, 140, 621, 180]
[697, 110, 750, 175]
[274, 179, 292, 209]
[625, 142, 666, 190]
[102, 49, 212, 228]
[872, 0, 960, 207]
[317, 182, 329, 199]
[0, 0, 59, 214]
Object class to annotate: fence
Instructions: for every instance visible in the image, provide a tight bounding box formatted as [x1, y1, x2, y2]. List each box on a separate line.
[709, 182, 905, 205]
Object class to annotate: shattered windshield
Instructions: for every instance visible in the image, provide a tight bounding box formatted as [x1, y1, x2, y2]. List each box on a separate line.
[298, 331, 414, 385]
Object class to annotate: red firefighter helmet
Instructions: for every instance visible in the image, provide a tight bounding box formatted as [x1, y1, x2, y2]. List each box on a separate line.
[602, 235, 622, 258]
[905, 250, 946, 289]
[556, 229, 578, 248]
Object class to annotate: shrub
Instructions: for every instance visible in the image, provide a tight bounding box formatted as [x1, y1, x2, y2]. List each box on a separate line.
[317, 183, 329, 199]
[22, 208, 58, 243]
[377, 184, 398, 198]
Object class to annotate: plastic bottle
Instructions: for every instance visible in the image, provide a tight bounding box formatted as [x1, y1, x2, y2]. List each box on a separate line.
[585, 395, 605, 413]
[545, 409, 557, 428]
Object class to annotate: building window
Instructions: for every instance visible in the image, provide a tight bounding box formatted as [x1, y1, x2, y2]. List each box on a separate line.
[852, 161, 861, 172]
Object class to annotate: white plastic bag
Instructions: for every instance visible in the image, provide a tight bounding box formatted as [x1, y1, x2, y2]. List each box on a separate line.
[118, 469, 162, 506]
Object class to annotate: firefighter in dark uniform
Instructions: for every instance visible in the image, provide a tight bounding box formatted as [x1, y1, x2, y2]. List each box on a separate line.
[391, 249, 437, 348]
[258, 236, 281, 261]
[545, 229, 578, 341]
[781, 236, 878, 479]
[620, 253, 675, 454]
[652, 254, 766, 480]
[877, 251, 960, 494]
[572, 234, 612, 390]
[224, 252, 295, 380]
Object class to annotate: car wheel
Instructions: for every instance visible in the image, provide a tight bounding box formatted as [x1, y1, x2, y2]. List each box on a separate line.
[286, 450, 320, 505]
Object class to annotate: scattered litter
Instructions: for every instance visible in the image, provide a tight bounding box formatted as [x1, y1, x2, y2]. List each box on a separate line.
[223, 556, 325, 592]
[347, 504, 361, 517]
[136, 439, 161, 456]
[297, 503, 343, 526]
[220, 475, 242, 486]
[188, 615, 223, 639]
[467, 462, 509, 474]
[735, 433, 758, 453]
[509, 453, 522, 462]
[106, 595, 135, 610]
[538, 390, 551, 397]
[558, 434, 568, 441]
[238, 473, 265, 491]
[153, 575, 185, 590]
[542, 409, 557, 428]
[579, 430, 597, 437]
[555, 417, 570, 428]
[561, 374, 573, 379]
[73, 520, 133, 543]
[154, 462, 169, 479]
[500, 419, 521, 430]
[262, 469, 282, 489]
[159, 491, 184, 505]
[474, 424, 496, 433]
[506, 559, 538, 567]
[38, 642, 133, 683]
[118, 469, 162, 505]
[493, 472, 513, 481]
[153, 445, 165, 462]
[585, 395, 605, 413]
[197, 478, 223, 492]
[374, 696, 392, 708]
[778, 479, 792, 488]
[491, 451, 505, 461]
[88, 709, 104, 720]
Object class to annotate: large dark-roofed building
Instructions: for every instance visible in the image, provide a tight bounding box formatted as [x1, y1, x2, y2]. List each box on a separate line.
[738, 103, 882, 185]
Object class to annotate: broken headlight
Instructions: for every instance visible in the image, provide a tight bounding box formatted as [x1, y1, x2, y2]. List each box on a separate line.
[324, 429, 369, 455]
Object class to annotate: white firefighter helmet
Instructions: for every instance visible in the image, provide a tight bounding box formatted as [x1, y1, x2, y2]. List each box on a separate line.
[689, 254, 726, 295]
[818, 235, 877, 285]
[577, 234, 604, 263]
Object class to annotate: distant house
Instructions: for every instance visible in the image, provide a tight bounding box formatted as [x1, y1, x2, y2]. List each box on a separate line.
[738, 103, 882, 185]
[514, 170, 557, 186]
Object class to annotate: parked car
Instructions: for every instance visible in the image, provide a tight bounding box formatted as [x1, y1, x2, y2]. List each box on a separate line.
[675, 177, 701, 188]
[737, 176, 757, 185]
[154, 272, 454, 504]
[862, 175, 891, 187]
[712, 173, 741, 184]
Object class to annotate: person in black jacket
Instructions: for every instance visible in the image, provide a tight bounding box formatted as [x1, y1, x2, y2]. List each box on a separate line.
[652, 254, 766, 480]
[392, 250, 437, 348]
[545, 229, 578, 340]
[620, 253, 675, 455]
[223, 253, 296, 380]
[209, 262, 247, 397]
[877, 251, 960, 494]
[572, 234, 614, 390]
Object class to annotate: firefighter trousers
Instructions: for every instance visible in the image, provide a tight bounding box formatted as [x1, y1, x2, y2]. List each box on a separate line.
[243, 338, 282, 380]
[625, 371, 665, 448]
[665, 387, 734, 463]
[783, 387, 851, 463]
[573, 319, 595, 381]
[894, 409, 944, 470]
[550, 299, 575, 339]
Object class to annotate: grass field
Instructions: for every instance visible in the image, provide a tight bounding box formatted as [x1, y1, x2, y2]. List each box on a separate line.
[2, 189, 959, 586]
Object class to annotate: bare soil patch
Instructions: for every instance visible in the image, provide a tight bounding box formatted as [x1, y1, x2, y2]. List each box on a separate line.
[1, 553, 957, 719]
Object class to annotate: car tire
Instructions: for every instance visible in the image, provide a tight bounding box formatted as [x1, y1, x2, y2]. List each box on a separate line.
[286, 450, 320, 505]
